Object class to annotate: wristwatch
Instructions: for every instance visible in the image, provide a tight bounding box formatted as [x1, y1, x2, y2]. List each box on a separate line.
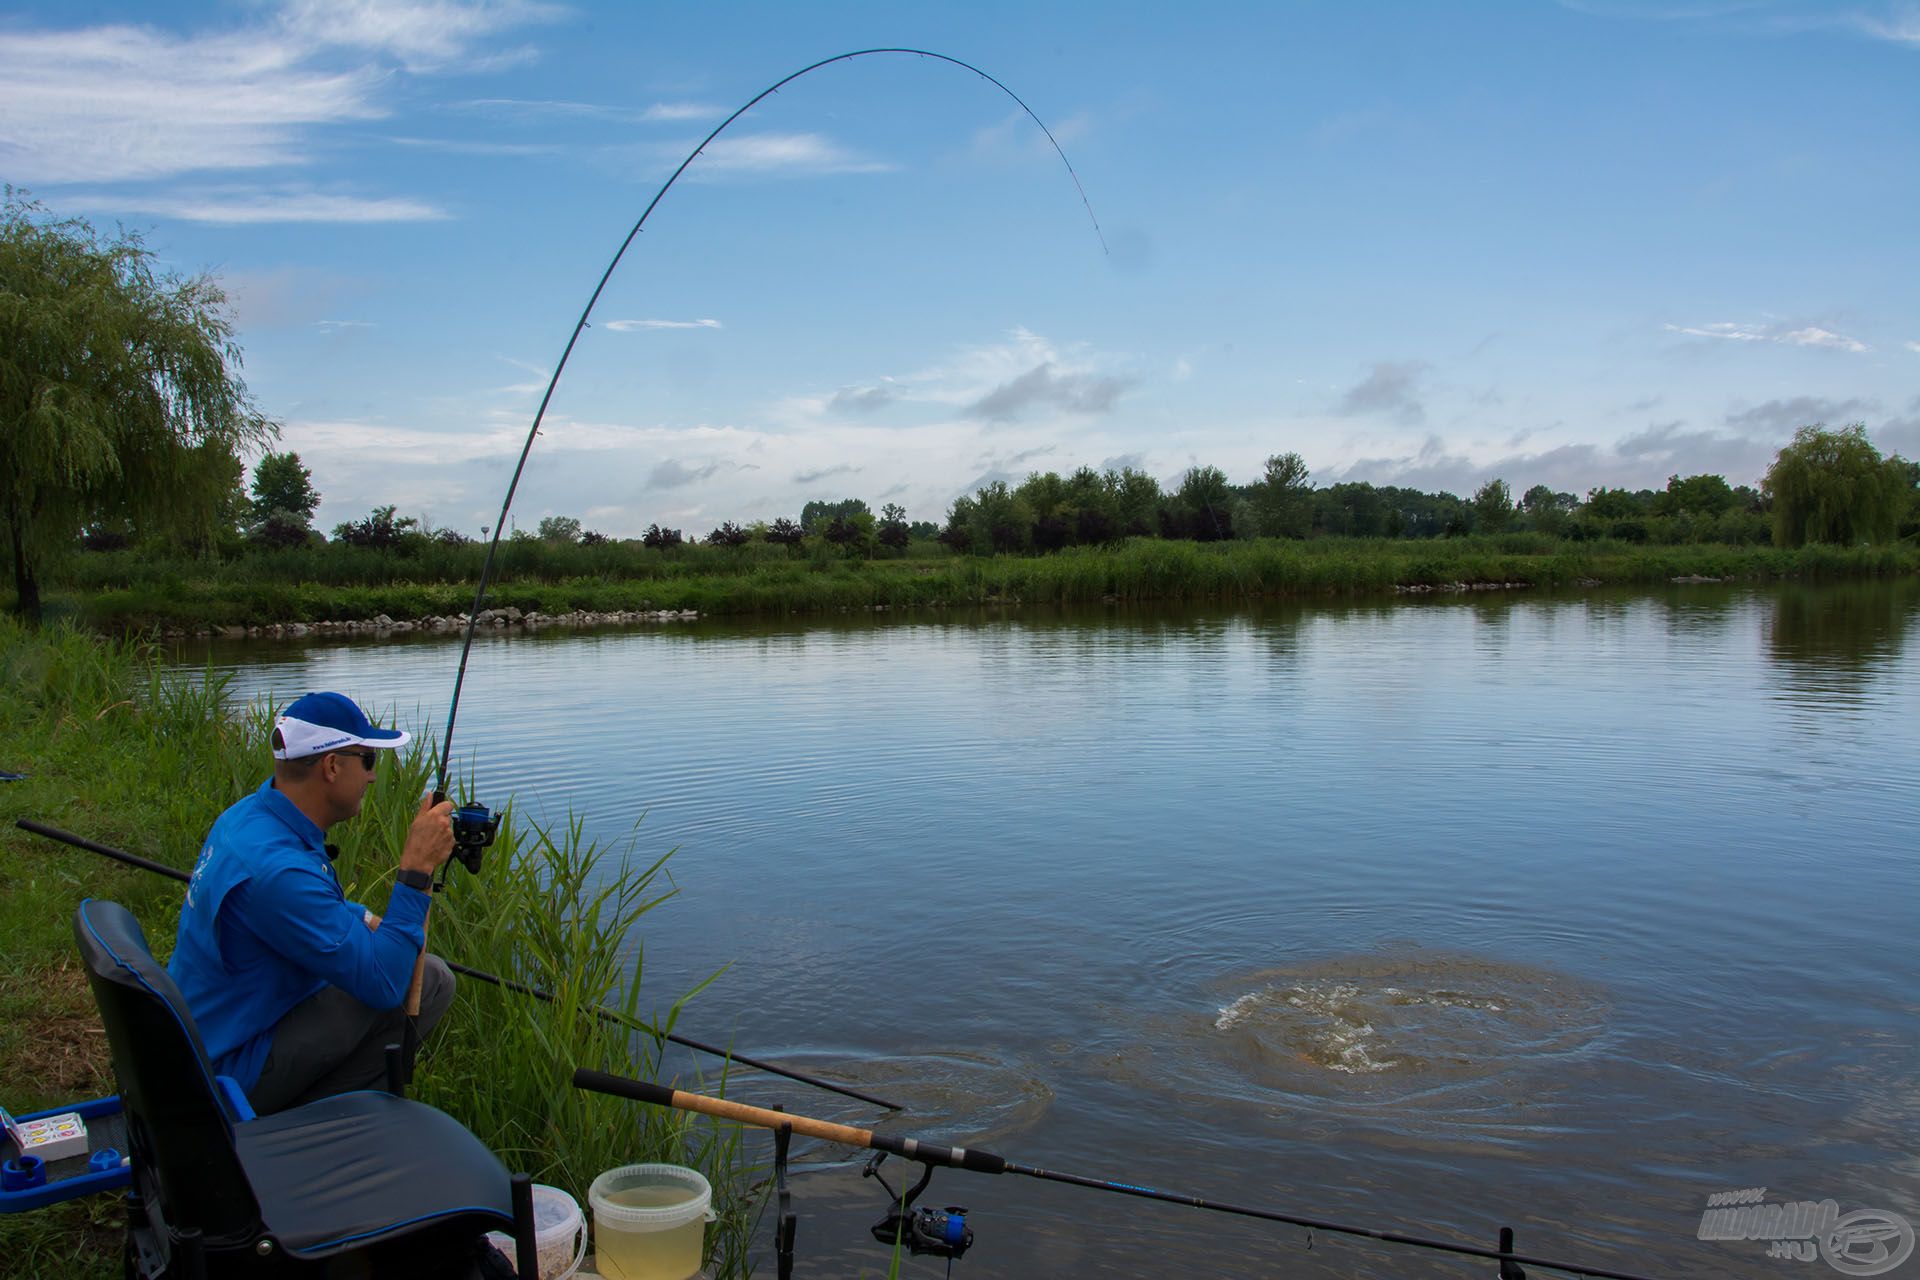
[395, 867, 433, 893]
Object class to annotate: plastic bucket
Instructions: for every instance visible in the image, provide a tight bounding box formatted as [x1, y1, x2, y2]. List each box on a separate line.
[485, 1183, 587, 1278]
[588, 1163, 713, 1280]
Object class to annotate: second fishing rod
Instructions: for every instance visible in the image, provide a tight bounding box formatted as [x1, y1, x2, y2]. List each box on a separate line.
[573, 1068, 1669, 1280]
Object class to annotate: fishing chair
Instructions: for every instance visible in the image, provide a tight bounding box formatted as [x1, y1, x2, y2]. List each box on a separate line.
[74, 898, 536, 1278]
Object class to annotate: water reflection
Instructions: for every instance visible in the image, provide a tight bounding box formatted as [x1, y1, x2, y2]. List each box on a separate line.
[1764, 578, 1918, 709]
[162, 582, 1920, 1279]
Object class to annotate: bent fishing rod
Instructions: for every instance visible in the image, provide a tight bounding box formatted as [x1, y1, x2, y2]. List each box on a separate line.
[412, 49, 1099, 1123]
[434, 46, 1104, 793]
[572, 1069, 1667, 1280]
[15, 818, 899, 1111]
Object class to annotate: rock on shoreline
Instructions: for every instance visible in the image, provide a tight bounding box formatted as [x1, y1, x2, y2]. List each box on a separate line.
[1391, 580, 1534, 594]
[173, 607, 700, 642]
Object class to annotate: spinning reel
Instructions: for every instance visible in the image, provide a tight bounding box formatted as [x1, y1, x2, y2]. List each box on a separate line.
[864, 1151, 974, 1262]
[449, 802, 499, 874]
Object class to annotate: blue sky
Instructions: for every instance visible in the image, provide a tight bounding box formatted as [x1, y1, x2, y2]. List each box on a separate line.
[4, 0, 1917, 536]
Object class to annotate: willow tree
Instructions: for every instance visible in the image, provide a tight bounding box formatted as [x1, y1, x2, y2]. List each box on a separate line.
[1763, 423, 1910, 548]
[0, 193, 270, 620]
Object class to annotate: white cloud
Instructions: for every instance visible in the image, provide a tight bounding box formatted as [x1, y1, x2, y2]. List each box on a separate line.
[0, 2, 559, 185]
[386, 136, 559, 156]
[1663, 320, 1870, 352]
[642, 102, 725, 123]
[1780, 326, 1869, 352]
[970, 107, 1093, 161]
[277, 0, 566, 71]
[0, 26, 381, 183]
[1849, 10, 1920, 47]
[279, 332, 1149, 536]
[604, 319, 723, 331]
[450, 96, 620, 117]
[688, 132, 890, 175]
[315, 319, 376, 333]
[447, 96, 718, 123]
[1904, 341, 1920, 354]
[1336, 360, 1430, 423]
[784, 328, 1135, 424]
[1664, 321, 1769, 342]
[62, 190, 448, 224]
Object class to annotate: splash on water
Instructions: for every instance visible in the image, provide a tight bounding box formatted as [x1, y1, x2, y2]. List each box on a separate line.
[1208, 951, 1604, 1088]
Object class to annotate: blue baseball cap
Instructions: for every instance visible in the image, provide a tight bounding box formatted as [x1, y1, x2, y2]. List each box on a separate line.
[271, 691, 410, 760]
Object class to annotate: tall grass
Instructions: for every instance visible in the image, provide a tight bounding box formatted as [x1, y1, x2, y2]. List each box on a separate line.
[0, 620, 763, 1277]
[19, 535, 1920, 631]
[325, 741, 762, 1271]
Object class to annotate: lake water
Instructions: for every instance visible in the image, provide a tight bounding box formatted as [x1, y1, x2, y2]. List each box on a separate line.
[169, 580, 1920, 1278]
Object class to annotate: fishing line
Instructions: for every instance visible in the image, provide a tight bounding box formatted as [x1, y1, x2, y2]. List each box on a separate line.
[436, 48, 1106, 791]
[15, 818, 902, 1109]
[573, 1070, 1667, 1280]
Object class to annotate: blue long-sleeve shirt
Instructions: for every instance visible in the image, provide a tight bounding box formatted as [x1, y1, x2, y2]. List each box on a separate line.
[168, 778, 431, 1091]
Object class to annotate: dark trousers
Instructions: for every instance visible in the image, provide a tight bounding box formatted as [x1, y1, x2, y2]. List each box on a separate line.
[248, 954, 455, 1114]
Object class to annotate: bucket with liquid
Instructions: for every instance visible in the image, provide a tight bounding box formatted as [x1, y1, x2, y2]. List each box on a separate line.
[588, 1163, 713, 1280]
[485, 1182, 587, 1278]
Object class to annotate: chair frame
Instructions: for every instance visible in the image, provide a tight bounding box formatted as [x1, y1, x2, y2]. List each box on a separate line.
[74, 897, 539, 1278]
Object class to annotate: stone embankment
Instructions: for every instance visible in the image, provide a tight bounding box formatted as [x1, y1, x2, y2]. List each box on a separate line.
[1391, 580, 1538, 594]
[1392, 573, 1732, 595]
[166, 606, 699, 641]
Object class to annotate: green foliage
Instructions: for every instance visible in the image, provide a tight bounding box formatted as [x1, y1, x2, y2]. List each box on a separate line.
[536, 515, 583, 544]
[877, 503, 909, 551]
[249, 451, 320, 525]
[1170, 465, 1236, 541]
[1584, 486, 1643, 519]
[1764, 423, 1912, 547]
[1519, 484, 1576, 535]
[766, 517, 805, 550]
[333, 745, 759, 1275]
[0, 191, 272, 620]
[0, 621, 760, 1276]
[11, 533, 1918, 631]
[1472, 478, 1514, 533]
[332, 504, 418, 549]
[1654, 472, 1736, 517]
[799, 497, 869, 533]
[642, 523, 684, 549]
[1253, 452, 1312, 538]
[963, 481, 1035, 554]
[1312, 482, 1388, 538]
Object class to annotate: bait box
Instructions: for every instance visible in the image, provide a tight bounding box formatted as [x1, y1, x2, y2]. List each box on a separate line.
[6, 1110, 88, 1162]
[0, 1096, 131, 1213]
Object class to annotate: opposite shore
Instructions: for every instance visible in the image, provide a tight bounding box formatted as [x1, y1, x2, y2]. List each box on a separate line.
[26, 537, 1920, 636]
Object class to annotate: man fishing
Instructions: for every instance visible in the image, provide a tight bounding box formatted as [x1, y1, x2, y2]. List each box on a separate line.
[168, 691, 456, 1114]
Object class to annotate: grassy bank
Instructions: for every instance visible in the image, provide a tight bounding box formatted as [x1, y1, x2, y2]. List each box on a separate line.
[0, 621, 760, 1277]
[26, 535, 1920, 632]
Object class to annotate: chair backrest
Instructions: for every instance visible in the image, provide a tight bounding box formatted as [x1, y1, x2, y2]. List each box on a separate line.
[74, 898, 263, 1246]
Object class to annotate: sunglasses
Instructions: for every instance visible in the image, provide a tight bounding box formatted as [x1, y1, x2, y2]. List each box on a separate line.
[331, 749, 379, 773]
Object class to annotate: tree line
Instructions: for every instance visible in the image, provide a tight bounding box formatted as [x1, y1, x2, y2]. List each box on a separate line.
[5, 192, 1916, 623]
[137, 422, 1920, 573]
[928, 435, 1916, 556]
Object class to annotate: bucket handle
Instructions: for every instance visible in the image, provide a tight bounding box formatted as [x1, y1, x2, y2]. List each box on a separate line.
[564, 1214, 588, 1279]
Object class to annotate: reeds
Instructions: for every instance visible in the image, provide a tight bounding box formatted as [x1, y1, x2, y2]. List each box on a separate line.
[19, 536, 1920, 631]
[0, 619, 762, 1276]
[327, 743, 762, 1273]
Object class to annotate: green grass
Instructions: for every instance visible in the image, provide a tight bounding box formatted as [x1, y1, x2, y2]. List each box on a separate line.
[19, 536, 1920, 633]
[0, 619, 763, 1276]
